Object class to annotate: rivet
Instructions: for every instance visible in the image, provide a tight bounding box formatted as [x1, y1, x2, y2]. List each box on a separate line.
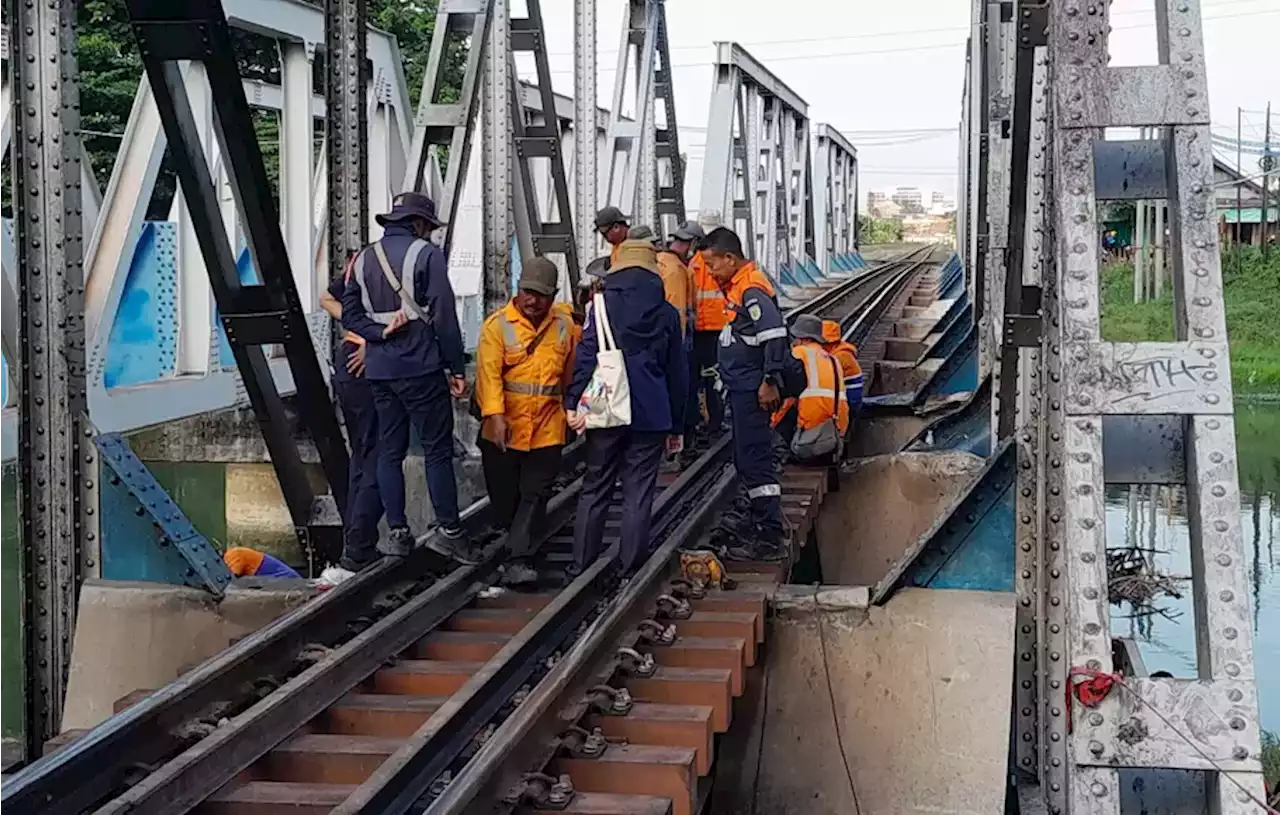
[1223, 627, 1237, 640]
[1220, 590, 1234, 602]
[1230, 717, 1246, 730]
[1091, 782, 1108, 798]
[1216, 553, 1231, 566]
[1227, 688, 1244, 702]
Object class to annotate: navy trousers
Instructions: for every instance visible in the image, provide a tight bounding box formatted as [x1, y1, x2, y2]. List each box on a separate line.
[334, 376, 384, 567]
[691, 331, 724, 433]
[371, 372, 460, 529]
[572, 427, 666, 574]
[479, 439, 562, 559]
[728, 389, 785, 540]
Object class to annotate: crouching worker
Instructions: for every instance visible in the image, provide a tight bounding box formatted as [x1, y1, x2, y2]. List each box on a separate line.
[224, 547, 301, 579]
[821, 319, 863, 424]
[700, 227, 790, 562]
[474, 257, 578, 585]
[771, 314, 849, 465]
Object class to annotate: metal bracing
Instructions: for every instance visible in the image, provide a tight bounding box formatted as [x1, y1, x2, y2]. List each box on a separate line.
[481, 0, 514, 315]
[573, 0, 599, 263]
[983, 1, 1015, 432]
[698, 42, 808, 277]
[507, 0, 581, 295]
[812, 124, 859, 272]
[124, 0, 352, 569]
[402, 0, 493, 262]
[1040, 0, 1266, 811]
[11, 0, 99, 759]
[601, 0, 685, 237]
[325, 0, 368, 286]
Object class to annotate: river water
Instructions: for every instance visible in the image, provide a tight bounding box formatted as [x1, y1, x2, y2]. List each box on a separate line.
[3, 403, 1279, 740]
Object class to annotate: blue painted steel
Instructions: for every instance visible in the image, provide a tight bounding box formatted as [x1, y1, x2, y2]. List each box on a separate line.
[898, 436, 1014, 592]
[2, 353, 8, 404]
[95, 433, 233, 595]
[907, 379, 994, 457]
[778, 261, 799, 287]
[801, 258, 824, 284]
[921, 324, 979, 398]
[105, 222, 179, 387]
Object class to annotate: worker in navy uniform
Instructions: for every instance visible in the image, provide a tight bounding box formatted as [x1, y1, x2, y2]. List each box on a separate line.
[319, 254, 383, 576]
[700, 227, 792, 561]
[565, 236, 687, 579]
[341, 192, 468, 558]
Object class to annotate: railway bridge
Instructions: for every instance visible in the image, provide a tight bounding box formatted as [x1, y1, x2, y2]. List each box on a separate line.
[0, 0, 1268, 812]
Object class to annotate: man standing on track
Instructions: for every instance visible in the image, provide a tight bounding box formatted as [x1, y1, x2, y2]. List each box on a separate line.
[472, 258, 579, 585]
[342, 192, 468, 560]
[595, 206, 630, 264]
[565, 235, 687, 579]
[688, 211, 728, 443]
[700, 227, 791, 562]
[319, 255, 383, 578]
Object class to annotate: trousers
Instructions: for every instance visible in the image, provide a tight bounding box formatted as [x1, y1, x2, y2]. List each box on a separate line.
[728, 389, 785, 540]
[479, 439, 562, 559]
[371, 372, 460, 529]
[334, 376, 384, 568]
[572, 427, 666, 574]
[690, 331, 724, 433]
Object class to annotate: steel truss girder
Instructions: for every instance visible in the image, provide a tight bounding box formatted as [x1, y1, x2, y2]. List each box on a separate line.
[602, 0, 686, 237]
[698, 42, 810, 278]
[124, 0, 351, 567]
[1039, 0, 1266, 811]
[10, 0, 99, 759]
[403, 0, 494, 255]
[812, 123, 858, 273]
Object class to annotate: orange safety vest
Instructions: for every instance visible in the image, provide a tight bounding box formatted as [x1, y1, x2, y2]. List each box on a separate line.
[723, 261, 776, 309]
[820, 319, 863, 382]
[691, 251, 729, 331]
[474, 301, 578, 451]
[656, 250, 695, 336]
[771, 341, 849, 435]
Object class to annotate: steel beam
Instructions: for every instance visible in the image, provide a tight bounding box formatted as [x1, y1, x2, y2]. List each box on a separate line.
[482, 0, 513, 314]
[812, 124, 859, 272]
[573, 0, 599, 263]
[11, 0, 99, 758]
[125, 0, 351, 569]
[325, 0, 368, 279]
[281, 40, 317, 310]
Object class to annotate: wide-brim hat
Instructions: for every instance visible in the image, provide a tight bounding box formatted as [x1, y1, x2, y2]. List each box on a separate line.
[376, 191, 444, 228]
[609, 239, 660, 275]
[594, 205, 629, 229]
[791, 313, 826, 342]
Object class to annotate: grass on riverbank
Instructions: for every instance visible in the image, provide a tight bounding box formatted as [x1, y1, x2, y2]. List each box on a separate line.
[1099, 247, 1280, 394]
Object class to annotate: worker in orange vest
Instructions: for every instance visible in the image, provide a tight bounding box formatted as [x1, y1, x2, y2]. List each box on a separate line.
[595, 206, 630, 264]
[772, 314, 849, 464]
[472, 257, 579, 584]
[821, 319, 864, 422]
[665, 220, 707, 461]
[701, 226, 791, 561]
[689, 210, 729, 440]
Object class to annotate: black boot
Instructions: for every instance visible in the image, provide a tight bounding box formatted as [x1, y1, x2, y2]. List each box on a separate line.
[378, 527, 415, 558]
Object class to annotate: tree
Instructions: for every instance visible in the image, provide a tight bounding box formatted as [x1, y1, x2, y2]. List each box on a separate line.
[0, 1, 460, 218]
[859, 214, 904, 244]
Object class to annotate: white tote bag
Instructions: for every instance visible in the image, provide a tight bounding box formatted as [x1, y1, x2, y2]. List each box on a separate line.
[579, 292, 632, 429]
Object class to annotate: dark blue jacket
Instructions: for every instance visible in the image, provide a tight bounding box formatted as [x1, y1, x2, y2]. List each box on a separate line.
[566, 267, 688, 433]
[341, 223, 465, 381]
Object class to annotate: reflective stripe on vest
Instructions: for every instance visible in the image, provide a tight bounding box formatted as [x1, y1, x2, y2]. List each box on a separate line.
[497, 311, 570, 398]
[696, 290, 725, 301]
[356, 238, 430, 325]
[747, 483, 781, 499]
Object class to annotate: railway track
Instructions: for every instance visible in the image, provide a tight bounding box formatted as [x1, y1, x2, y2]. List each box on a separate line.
[1, 246, 938, 815]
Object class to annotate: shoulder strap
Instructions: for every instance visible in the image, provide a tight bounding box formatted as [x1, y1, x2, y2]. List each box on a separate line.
[592, 292, 618, 351]
[372, 239, 431, 321]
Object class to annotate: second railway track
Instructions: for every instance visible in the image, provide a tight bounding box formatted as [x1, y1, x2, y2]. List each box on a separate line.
[2, 246, 938, 815]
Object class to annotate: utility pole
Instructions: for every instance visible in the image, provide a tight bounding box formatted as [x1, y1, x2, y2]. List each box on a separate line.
[1237, 107, 1244, 273]
[1263, 102, 1272, 259]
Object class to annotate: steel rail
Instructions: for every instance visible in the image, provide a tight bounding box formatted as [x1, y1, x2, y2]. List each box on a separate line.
[0, 446, 582, 814]
[418, 251, 927, 815]
[338, 436, 734, 813]
[429, 468, 739, 815]
[785, 244, 931, 319]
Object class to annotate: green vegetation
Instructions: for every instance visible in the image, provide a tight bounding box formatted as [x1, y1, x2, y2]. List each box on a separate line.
[1264, 731, 1279, 800]
[859, 215, 904, 244]
[3, 0, 459, 217]
[1100, 247, 1280, 394]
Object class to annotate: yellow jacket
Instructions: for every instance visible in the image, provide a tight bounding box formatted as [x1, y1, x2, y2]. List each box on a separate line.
[656, 250, 695, 336]
[475, 301, 578, 450]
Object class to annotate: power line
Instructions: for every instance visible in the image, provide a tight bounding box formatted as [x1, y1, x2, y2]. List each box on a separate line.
[546, 8, 1279, 76]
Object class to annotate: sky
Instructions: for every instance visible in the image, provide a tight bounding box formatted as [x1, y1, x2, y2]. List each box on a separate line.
[527, 0, 1280, 208]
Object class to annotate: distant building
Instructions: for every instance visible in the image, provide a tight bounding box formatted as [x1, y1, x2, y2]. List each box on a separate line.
[891, 186, 925, 213]
[867, 191, 888, 214]
[1213, 158, 1274, 246]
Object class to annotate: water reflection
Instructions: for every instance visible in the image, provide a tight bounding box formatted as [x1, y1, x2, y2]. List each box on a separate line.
[1103, 401, 1280, 732]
